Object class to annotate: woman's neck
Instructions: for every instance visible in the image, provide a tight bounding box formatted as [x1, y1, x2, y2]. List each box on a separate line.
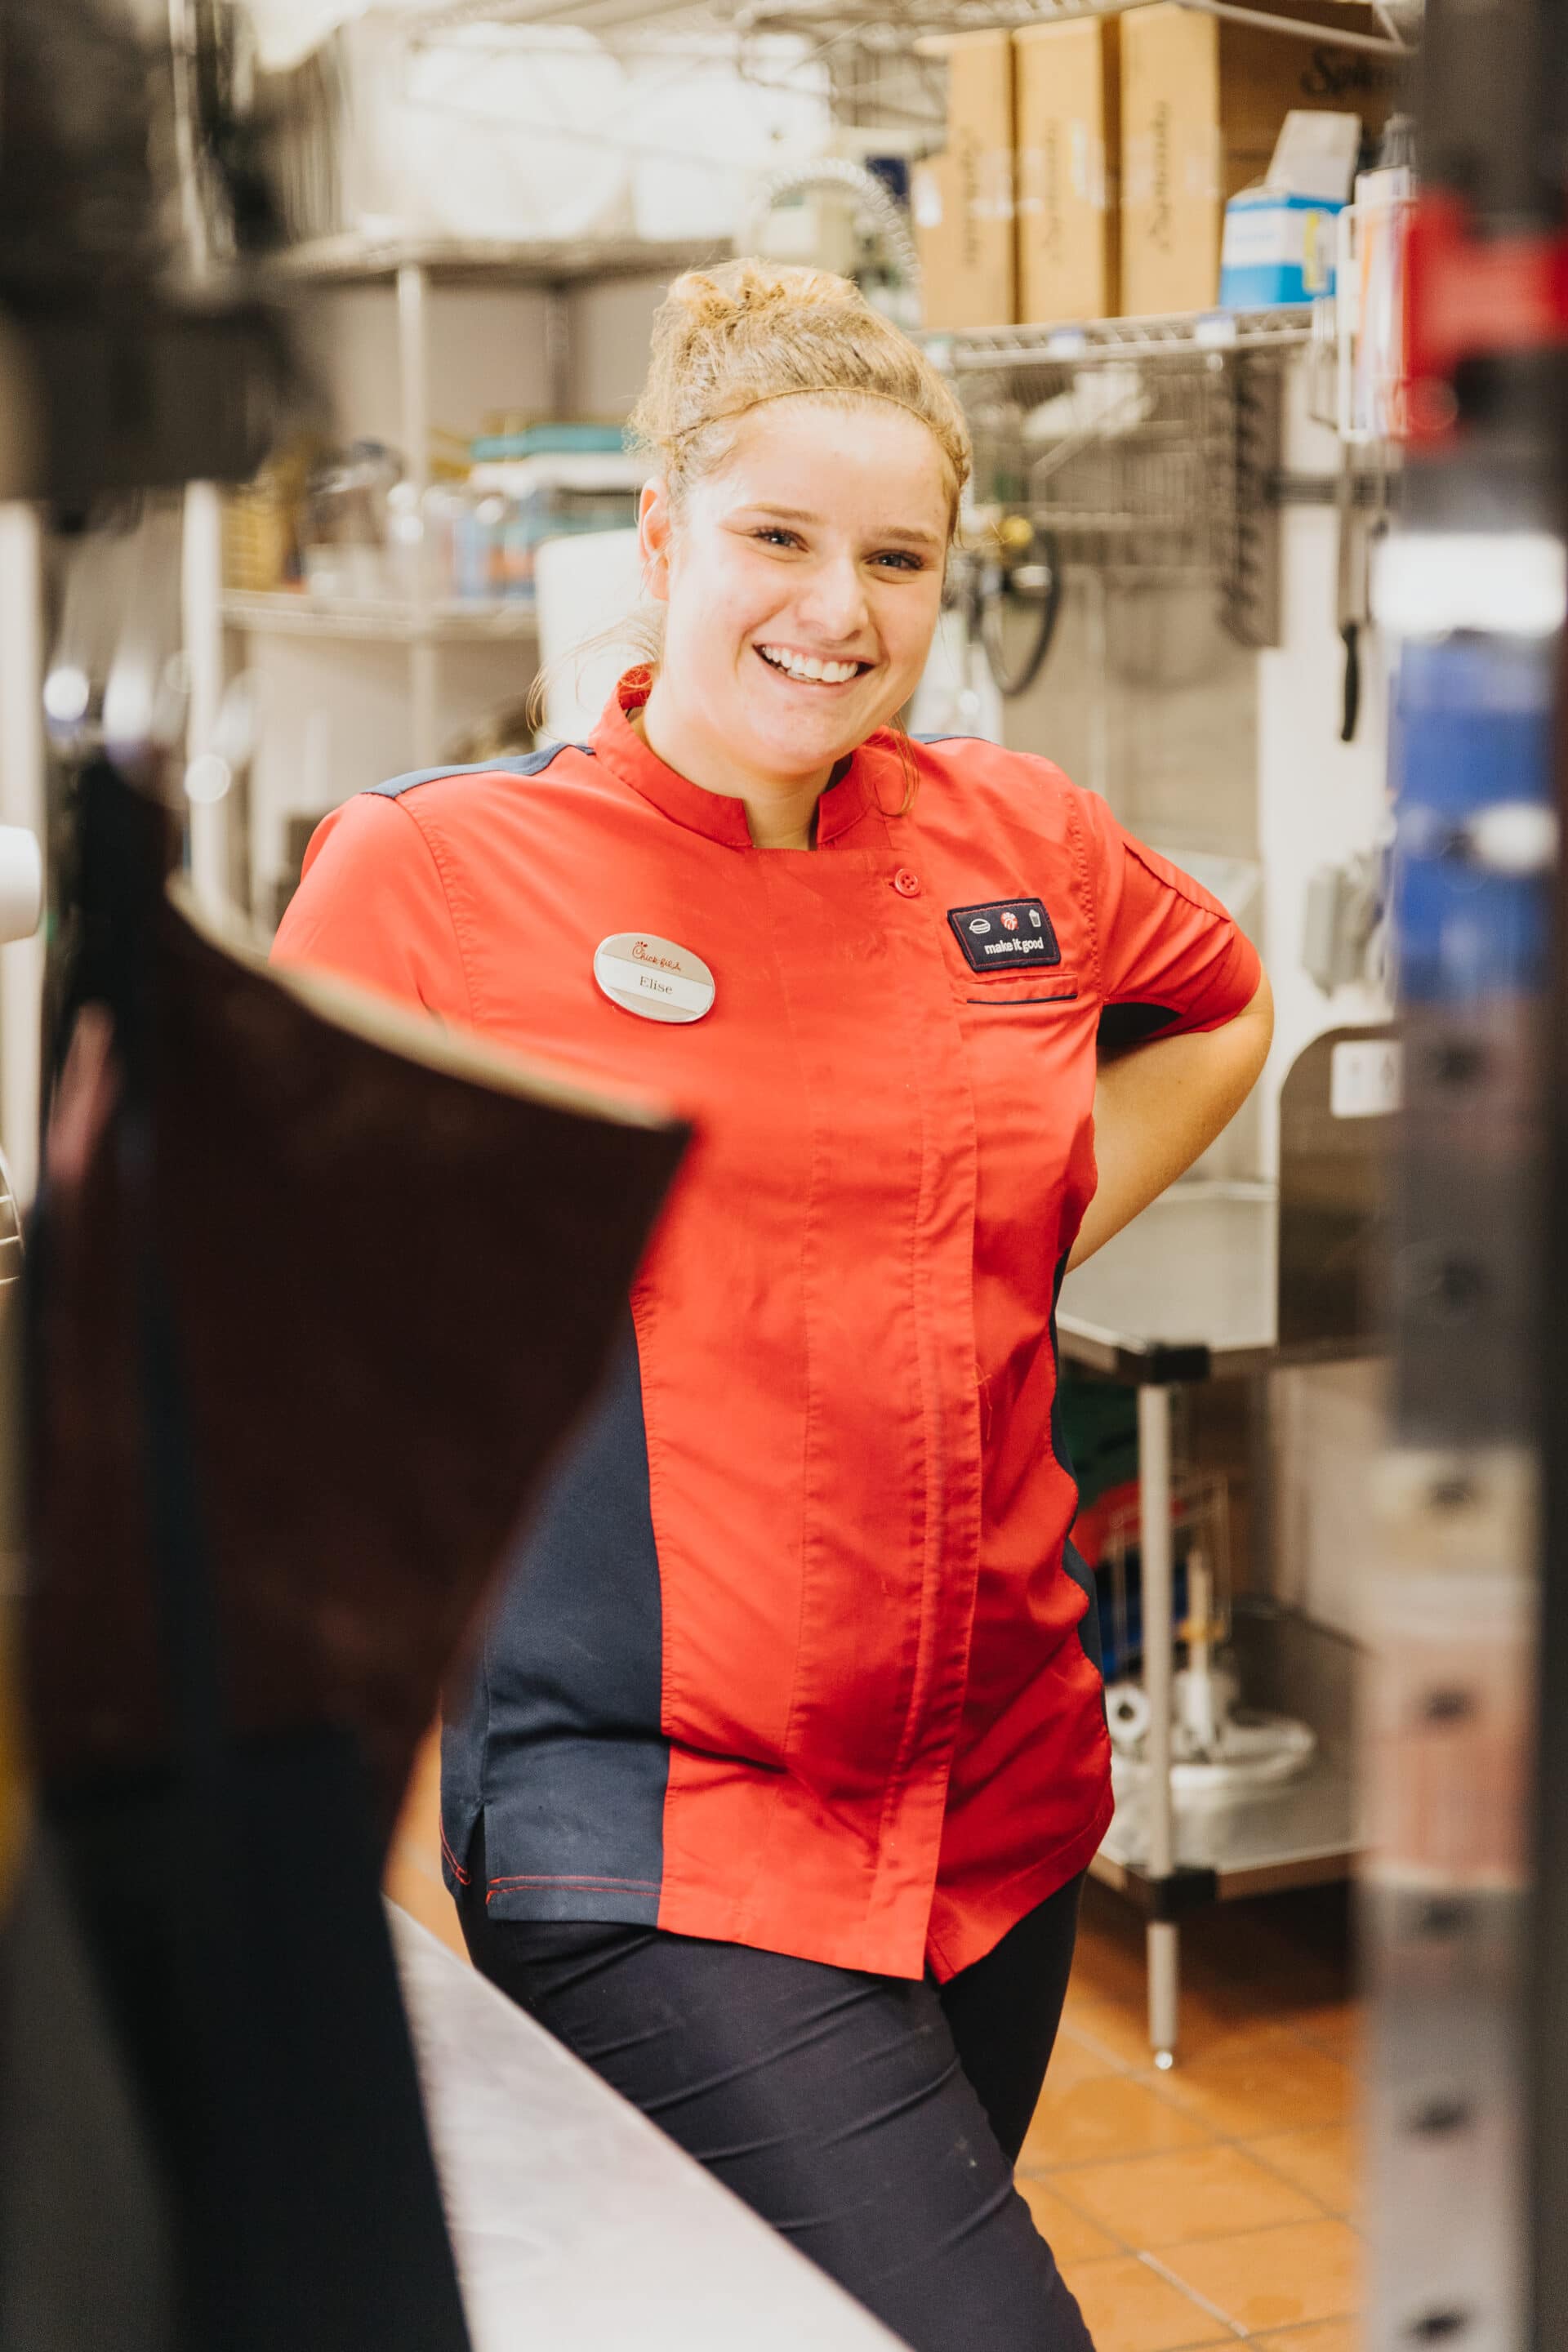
[635, 679, 826, 852]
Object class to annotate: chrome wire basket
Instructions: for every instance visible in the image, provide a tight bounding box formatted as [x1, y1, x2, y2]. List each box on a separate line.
[964, 356, 1234, 577]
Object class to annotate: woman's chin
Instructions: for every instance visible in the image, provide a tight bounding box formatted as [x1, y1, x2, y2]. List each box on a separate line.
[734, 689, 888, 776]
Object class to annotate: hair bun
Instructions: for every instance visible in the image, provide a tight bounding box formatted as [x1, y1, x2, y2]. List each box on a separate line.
[666, 261, 854, 329]
[628, 252, 971, 515]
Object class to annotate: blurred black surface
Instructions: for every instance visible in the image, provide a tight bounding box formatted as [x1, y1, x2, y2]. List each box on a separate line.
[0, 10, 687, 2350]
[0, 0, 289, 505]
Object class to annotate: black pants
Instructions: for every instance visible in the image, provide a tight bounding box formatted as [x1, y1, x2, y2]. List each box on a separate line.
[460, 1862, 1095, 2352]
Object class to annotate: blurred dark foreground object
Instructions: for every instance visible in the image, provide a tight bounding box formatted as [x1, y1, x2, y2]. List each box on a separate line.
[0, 2, 691, 2345]
[5, 761, 687, 2350]
[0, 0, 290, 506]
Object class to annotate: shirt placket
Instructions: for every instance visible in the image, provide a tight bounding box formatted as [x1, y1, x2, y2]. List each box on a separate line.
[761, 839, 985, 1963]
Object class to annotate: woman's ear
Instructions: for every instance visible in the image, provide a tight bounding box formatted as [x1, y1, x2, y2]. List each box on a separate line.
[639, 479, 673, 606]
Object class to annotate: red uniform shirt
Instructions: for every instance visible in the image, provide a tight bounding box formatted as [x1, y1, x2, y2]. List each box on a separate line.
[274, 671, 1260, 1980]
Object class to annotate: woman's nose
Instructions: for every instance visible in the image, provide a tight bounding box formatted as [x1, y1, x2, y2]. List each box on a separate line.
[796, 556, 871, 643]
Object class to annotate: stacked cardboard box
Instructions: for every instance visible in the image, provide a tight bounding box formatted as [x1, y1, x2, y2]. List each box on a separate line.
[1119, 0, 1396, 316]
[1016, 17, 1121, 323]
[911, 32, 1016, 331]
[913, 1, 1399, 330]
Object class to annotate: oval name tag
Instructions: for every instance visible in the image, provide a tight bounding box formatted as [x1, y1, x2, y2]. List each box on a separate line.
[594, 933, 715, 1025]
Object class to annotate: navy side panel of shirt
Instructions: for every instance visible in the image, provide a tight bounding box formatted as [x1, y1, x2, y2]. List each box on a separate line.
[440, 1325, 670, 1922]
[366, 742, 593, 800]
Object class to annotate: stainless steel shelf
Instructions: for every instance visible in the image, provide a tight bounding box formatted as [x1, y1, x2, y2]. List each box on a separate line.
[221, 591, 539, 645]
[266, 233, 733, 292]
[1091, 1607, 1361, 1902]
[1058, 1179, 1282, 1381]
[929, 306, 1316, 373]
[467, 0, 1410, 59]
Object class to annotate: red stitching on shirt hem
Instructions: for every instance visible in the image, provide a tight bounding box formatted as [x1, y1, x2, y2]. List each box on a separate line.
[439, 1825, 470, 1886]
[486, 1873, 660, 1891]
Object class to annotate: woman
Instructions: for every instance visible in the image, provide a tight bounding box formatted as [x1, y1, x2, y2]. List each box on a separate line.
[274, 262, 1273, 2350]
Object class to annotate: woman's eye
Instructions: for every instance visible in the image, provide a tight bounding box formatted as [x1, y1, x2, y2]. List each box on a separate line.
[755, 528, 800, 550]
[874, 551, 925, 572]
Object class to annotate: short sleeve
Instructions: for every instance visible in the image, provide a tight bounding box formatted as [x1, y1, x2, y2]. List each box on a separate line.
[270, 791, 474, 1026]
[1076, 790, 1263, 1046]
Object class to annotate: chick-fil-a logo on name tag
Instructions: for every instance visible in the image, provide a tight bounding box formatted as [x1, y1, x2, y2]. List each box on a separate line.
[595, 933, 716, 1025]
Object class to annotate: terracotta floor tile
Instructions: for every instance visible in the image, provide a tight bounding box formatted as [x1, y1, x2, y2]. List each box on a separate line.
[1071, 1916, 1152, 2011]
[1062, 2256, 1233, 2352]
[385, 1724, 469, 1961]
[1245, 2125, 1360, 2216]
[1050, 2026, 1130, 2089]
[1051, 2141, 1322, 2250]
[1021, 2075, 1211, 2172]
[385, 1853, 468, 1961]
[1060, 1995, 1162, 2073]
[1289, 2003, 1366, 2073]
[1155, 2037, 1357, 2140]
[1065, 1960, 1339, 2073]
[1159, 2217, 1362, 2335]
[1254, 2323, 1360, 2351]
[1017, 2176, 1125, 2265]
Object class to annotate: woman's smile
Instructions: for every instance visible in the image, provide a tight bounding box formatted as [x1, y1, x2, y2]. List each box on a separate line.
[753, 642, 874, 688]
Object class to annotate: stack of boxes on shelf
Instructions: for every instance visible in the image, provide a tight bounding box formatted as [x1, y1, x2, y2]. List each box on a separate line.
[913, 0, 1399, 331]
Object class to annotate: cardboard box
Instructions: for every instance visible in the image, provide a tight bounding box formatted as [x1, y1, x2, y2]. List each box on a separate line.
[1219, 187, 1344, 305]
[915, 31, 1015, 329]
[1014, 18, 1120, 323]
[1120, 1, 1397, 316]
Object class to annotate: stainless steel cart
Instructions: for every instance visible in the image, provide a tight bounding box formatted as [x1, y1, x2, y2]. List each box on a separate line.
[1058, 1164, 1370, 2066]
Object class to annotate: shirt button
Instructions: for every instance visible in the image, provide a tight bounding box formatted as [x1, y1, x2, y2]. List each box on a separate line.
[893, 868, 922, 898]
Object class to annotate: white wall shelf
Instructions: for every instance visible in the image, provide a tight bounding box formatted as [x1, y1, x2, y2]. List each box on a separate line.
[267, 234, 733, 293]
[221, 590, 539, 645]
[189, 239, 702, 920]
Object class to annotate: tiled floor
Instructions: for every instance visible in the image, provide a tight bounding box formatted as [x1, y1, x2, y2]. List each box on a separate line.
[1022, 1880, 1363, 2352]
[388, 1737, 1365, 2350]
[385, 1731, 469, 1961]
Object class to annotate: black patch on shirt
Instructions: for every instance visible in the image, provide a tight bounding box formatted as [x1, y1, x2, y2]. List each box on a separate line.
[947, 898, 1062, 975]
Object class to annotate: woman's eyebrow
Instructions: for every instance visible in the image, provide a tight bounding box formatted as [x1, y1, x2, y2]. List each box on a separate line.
[736, 502, 943, 550]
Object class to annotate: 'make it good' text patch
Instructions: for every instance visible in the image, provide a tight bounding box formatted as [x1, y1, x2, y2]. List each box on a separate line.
[947, 898, 1062, 976]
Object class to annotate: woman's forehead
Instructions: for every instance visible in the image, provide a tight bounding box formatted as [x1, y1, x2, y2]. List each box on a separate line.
[707, 397, 951, 522]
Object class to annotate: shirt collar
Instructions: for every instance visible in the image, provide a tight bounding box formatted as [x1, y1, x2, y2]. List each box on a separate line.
[590, 669, 889, 850]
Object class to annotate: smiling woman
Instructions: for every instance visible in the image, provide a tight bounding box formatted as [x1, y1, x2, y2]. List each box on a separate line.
[273, 256, 1272, 2352]
[626, 262, 969, 845]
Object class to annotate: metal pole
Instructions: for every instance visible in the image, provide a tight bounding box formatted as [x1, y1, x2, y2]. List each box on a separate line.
[1138, 1381, 1179, 2066]
[181, 482, 229, 916]
[544, 286, 572, 424]
[397, 262, 439, 767]
[0, 505, 42, 1206]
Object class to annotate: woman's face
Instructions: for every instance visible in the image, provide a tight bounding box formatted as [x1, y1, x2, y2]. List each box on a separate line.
[641, 396, 951, 795]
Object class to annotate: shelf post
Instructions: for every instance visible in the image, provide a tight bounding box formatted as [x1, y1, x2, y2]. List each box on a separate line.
[0, 504, 43, 1205]
[1138, 1380, 1180, 2063]
[397, 261, 439, 765]
[182, 481, 230, 915]
[545, 286, 572, 423]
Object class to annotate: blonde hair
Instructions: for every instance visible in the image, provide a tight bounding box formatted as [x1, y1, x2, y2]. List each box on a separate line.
[529, 261, 965, 809]
[629, 259, 972, 525]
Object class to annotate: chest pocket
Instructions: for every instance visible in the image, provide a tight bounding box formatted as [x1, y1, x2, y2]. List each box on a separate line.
[951, 966, 1080, 1009]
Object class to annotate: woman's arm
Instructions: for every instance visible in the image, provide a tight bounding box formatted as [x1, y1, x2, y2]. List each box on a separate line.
[1067, 971, 1276, 1272]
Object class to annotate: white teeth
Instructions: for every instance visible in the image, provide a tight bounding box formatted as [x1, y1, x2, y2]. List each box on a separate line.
[759, 645, 861, 685]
